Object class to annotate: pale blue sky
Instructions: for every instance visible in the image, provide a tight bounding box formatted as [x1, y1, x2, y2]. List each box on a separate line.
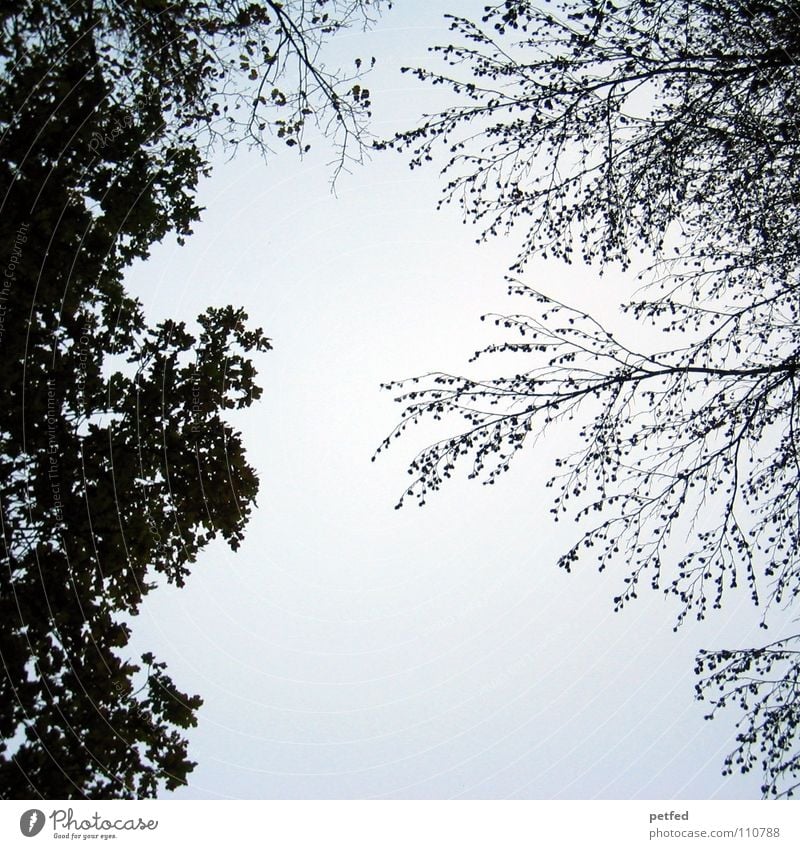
[122, 1, 776, 799]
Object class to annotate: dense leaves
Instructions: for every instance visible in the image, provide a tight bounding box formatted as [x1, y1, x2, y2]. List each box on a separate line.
[1, 0, 386, 798]
[1, 300, 270, 798]
[378, 0, 800, 796]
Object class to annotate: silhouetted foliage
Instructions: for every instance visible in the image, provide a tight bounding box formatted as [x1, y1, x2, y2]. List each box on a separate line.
[377, 0, 800, 796]
[1, 0, 387, 798]
[2, 299, 270, 798]
[696, 638, 800, 799]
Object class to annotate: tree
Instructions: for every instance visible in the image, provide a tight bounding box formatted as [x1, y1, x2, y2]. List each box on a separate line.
[1, 1, 389, 190]
[1, 0, 389, 797]
[376, 0, 800, 796]
[2, 295, 270, 797]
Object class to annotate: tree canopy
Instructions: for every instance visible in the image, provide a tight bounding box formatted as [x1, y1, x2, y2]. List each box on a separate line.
[377, 0, 800, 797]
[1, 0, 387, 798]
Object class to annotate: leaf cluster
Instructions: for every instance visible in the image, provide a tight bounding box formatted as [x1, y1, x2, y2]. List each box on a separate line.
[0, 0, 337, 799]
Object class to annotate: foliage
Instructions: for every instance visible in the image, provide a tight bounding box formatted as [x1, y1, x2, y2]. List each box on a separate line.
[1, 1, 389, 190]
[381, 0, 799, 276]
[696, 637, 800, 799]
[377, 0, 800, 796]
[1, 0, 385, 798]
[0, 293, 271, 798]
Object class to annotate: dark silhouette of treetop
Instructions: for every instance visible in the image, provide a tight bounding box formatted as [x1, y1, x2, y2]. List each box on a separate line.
[381, 0, 800, 275]
[1, 0, 389, 799]
[376, 0, 800, 797]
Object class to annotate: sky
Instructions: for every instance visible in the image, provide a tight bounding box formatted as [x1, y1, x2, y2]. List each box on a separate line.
[120, 1, 780, 800]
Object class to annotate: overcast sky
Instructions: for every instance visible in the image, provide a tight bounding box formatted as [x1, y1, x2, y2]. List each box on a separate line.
[121, 1, 778, 800]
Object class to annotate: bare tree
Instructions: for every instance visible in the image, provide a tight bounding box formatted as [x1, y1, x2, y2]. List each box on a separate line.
[376, 0, 800, 796]
[696, 637, 800, 799]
